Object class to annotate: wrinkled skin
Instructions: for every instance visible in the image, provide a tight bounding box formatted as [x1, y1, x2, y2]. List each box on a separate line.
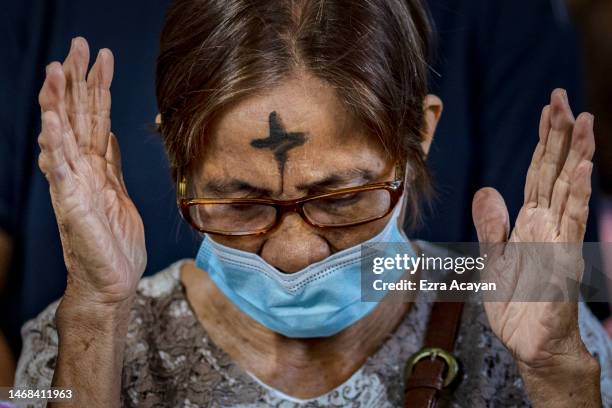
[472, 89, 596, 368]
[38, 39, 146, 306]
[38, 38, 600, 406]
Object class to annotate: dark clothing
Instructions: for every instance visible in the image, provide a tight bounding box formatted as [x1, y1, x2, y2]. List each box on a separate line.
[0, 0, 199, 354]
[415, 0, 591, 241]
[417, 0, 606, 319]
[0, 0, 604, 356]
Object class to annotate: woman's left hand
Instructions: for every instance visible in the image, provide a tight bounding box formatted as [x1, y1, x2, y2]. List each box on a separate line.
[471, 89, 601, 406]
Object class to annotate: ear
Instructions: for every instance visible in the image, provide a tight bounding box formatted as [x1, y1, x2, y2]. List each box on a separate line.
[421, 94, 443, 156]
[155, 113, 162, 125]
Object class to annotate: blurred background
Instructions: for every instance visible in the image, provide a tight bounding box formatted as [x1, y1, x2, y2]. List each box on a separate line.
[0, 0, 610, 385]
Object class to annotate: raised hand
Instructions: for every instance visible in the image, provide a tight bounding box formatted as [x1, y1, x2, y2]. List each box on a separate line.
[471, 89, 601, 405]
[38, 37, 146, 307]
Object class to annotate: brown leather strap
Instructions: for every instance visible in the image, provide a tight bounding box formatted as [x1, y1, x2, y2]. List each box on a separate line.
[404, 302, 464, 408]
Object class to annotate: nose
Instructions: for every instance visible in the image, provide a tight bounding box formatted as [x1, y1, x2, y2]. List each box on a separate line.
[260, 213, 330, 273]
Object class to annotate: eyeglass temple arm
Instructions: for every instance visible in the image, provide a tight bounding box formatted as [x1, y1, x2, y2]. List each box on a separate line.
[394, 162, 406, 182]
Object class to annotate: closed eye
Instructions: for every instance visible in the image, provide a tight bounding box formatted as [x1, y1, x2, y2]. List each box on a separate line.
[317, 193, 361, 207]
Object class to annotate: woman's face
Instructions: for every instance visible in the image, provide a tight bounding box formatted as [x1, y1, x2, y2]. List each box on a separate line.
[193, 73, 439, 273]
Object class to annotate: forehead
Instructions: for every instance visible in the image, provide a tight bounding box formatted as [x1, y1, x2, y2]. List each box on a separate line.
[218, 74, 333, 128]
[209, 73, 384, 156]
[197, 73, 390, 193]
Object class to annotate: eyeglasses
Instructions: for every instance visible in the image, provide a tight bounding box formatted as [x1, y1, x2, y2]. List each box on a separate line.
[177, 165, 404, 236]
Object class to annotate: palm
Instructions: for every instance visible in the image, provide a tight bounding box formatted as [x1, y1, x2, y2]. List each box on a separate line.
[38, 38, 146, 304]
[472, 89, 594, 366]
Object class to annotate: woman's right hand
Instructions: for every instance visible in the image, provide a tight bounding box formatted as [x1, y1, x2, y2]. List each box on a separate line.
[38, 37, 146, 307]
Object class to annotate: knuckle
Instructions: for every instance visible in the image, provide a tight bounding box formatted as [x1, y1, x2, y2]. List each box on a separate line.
[38, 85, 51, 106]
[37, 133, 47, 150]
[37, 151, 46, 167]
[38, 90, 46, 106]
[557, 168, 571, 184]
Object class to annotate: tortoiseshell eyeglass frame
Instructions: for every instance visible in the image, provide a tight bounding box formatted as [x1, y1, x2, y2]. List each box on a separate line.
[176, 164, 405, 236]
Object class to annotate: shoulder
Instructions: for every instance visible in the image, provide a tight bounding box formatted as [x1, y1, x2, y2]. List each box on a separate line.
[410, 241, 530, 405]
[449, 300, 531, 406]
[416, 240, 611, 405]
[453, 301, 612, 406]
[124, 259, 191, 345]
[14, 260, 190, 389]
[123, 259, 194, 356]
[415, 241, 530, 404]
[135, 259, 185, 298]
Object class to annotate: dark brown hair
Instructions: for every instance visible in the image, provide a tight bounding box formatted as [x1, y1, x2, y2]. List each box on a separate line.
[156, 0, 433, 224]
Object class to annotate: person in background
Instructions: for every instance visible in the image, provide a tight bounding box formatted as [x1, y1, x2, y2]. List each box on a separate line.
[420, 0, 609, 322]
[0, 0, 605, 384]
[567, 0, 612, 336]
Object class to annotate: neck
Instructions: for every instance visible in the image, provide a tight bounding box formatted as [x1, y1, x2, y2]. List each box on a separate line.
[181, 260, 411, 398]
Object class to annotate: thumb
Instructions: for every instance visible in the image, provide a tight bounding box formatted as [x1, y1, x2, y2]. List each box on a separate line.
[472, 187, 509, 261]
[105, 132, 128, 194]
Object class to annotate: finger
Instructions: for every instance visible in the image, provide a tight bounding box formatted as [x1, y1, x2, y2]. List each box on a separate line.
[560, 160, 592, 242]
[63, 37, 91, 150]
[39, 62, 81, 166]
[105, 132, 127, 193]
[472, 187, 510, 259]
[550, 113, 595, 223]
[537, 89, 575, 208]
[38, 111, 76, 196]
[524, 105, 551, 206]
[39, 62, 70, 126]
[87, 48, 114, 156]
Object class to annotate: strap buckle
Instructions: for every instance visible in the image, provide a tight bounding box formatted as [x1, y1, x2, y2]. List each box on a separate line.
[404, 347, 459, 387]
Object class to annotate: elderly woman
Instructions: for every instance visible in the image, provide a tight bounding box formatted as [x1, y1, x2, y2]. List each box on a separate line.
[15, 0, 611, 407]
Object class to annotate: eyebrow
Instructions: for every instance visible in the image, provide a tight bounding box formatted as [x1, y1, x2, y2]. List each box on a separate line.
[201, 167, 380, 197]
[297, 168, 377, 193]
[203, 179, 273, 197]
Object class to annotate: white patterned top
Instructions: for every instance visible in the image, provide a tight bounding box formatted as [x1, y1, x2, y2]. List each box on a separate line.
[14, 253, 612, 407]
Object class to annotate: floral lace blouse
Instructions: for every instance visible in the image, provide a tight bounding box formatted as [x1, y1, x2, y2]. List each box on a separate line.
[15, 256, 612, 407]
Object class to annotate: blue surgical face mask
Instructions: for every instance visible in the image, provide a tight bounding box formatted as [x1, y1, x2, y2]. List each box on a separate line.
[195, 199, 412, 338]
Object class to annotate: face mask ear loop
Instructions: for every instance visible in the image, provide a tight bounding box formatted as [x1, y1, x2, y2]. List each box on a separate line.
[392, 187, 407, 238]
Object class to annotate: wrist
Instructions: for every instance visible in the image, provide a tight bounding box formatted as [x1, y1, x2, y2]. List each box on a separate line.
[56, 288, 133, 333]
[519, 346, 601, 407]
[52, 292, 132, 408]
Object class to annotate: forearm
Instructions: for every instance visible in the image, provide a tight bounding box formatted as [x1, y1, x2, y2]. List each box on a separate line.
[519, 346, 602, 408]
[51, 295, 132, 408]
